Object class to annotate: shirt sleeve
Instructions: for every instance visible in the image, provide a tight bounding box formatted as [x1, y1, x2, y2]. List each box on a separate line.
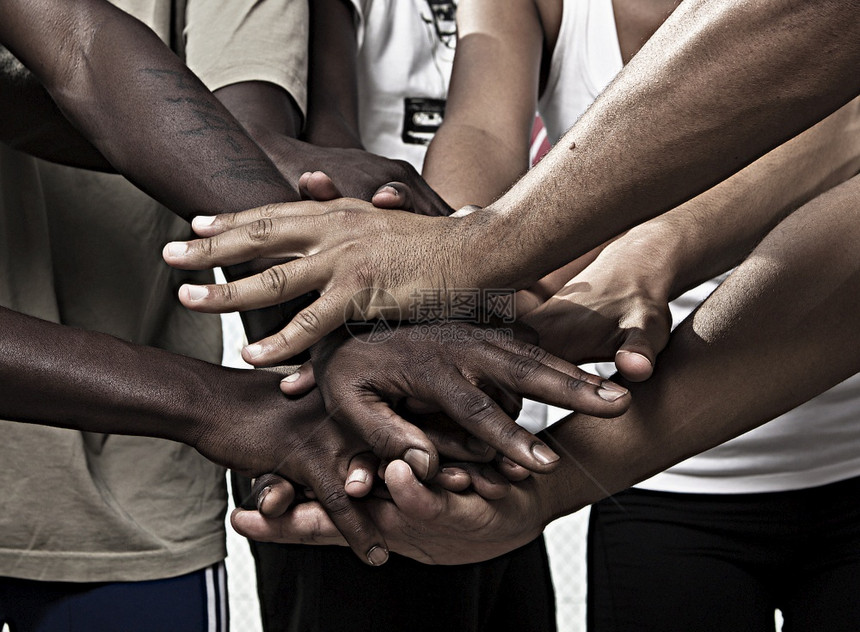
[183, 0, 309, 115]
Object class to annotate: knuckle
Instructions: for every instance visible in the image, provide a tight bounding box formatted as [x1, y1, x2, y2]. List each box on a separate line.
[259, 265, 290, 297]
[196, 236, 216, 259]
[258, 204, 280, 219]
[288, 309, 322, 338]
[526, 345, 549, 364]
[215, 281, 238, 304]
[365, 422, 400, 456]
[247, 218, 275, 243]
[510, 357, 541, 382]
[564, 375, 588, 393]
[459, 392, 495, 425]
[294, 308, 322, 336]
[331, 208, 357, 226]
[320, 486, 351, 516]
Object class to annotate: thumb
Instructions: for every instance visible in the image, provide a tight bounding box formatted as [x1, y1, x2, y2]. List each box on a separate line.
[372, 181, 413, 211]
[279, 361, 316, 396]
[299, 171, 342, 201]
[615, 305, 671, 381]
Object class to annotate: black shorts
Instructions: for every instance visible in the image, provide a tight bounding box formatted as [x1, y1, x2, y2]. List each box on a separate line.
[587, 475, 860, 632]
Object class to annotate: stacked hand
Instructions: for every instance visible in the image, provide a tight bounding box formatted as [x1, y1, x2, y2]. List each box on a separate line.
[519, 238, 674, 381]
[162, 199, 481, 361]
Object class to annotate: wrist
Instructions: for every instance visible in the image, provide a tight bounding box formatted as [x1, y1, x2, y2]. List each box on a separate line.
[184, 365, 282, 449]
[454, 207, 536, 291]
[599, 222, 680, 302]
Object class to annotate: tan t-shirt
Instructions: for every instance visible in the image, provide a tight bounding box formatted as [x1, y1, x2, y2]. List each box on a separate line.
[0, 0, 307, 582]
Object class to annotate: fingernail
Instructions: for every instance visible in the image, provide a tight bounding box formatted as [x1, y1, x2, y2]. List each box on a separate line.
[616, 350, 651, 363]
[380, 185, 398, 196]
[441, 466, 466, 477]
[531, 443, 560, 465]
[192, 215, 216, 229]
[164, 241, 188, 257]
[346, 469, 369, 487]
[281, 371, 301, 384]
[367, 545, 389, 566]
[256, 486, 271, 512]
[598, 381, 628, 402]
[182, 284, 209, 301]
[244, 343, 263, 359]
[403, 448, 431, 479]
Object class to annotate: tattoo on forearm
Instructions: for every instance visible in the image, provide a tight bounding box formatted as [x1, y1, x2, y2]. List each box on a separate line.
[141, 67, 196, 91]
[141, 67, 285, 187]
[212, 156, 286, 186]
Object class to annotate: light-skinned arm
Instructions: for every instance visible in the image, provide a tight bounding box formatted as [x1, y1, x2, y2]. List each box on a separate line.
[163, 0, 860, 360]
[522, 97, 860, 379]
[422, 0, 542, 208]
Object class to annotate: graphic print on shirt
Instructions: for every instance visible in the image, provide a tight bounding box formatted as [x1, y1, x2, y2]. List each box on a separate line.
[401, 1, 457, 145]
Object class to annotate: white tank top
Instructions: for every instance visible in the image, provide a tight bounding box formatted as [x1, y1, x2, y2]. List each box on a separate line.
[540, 0, 860, 493]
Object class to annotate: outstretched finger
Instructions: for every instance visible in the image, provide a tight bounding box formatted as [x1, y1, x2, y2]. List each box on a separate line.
[483, 339, 631, 415]
[190, 200, 338, 238]
[164, 216, 324, 270]
[433, 375, 560, 474]
[305, 469, 390, 566]
[241, 289, 355, 364]
[176, 256, 328, 315]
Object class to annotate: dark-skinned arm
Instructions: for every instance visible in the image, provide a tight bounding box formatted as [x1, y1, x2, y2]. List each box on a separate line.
[232, 174, 860, 564]
[0, 45, 111, 170]
[0, 0, 299, 219]
[248, 0, 453, 213]
[0, 0, 404, 563]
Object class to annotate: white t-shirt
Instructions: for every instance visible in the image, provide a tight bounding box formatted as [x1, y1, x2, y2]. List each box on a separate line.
[348, 0, 550, 431]
[349, 0, 457, 170]
[540, 0, 860, 494]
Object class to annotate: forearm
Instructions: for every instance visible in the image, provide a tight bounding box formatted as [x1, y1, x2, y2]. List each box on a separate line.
[215, 81, 303, 142]
[423, 0, 540, 208]
[471, 0, 860, 288]
[0, 46, 112, 170]
[304, 0, 363, 148]
[540, 175, 860, 519]
[0, 306, 244, 445]
[424, 123, 530, 209]
[0, 0, 299, 220]
[601, 97, 860, 299]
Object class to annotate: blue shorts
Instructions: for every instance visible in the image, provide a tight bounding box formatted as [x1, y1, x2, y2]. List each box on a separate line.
[0, 561, 228, 632]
